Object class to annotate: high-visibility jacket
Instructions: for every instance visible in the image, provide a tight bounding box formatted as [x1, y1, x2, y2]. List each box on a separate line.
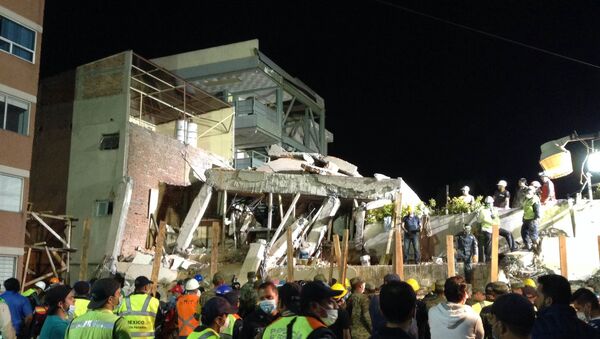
[21, 288, 37, 297]
[478, 207, 499, 233]
[74, 297, 90, 318]
[187, 326, 219, 339]
[471, 300, 493, 315]
[220, 313, 241, 339]
[262, 315, 326, 339]
[65, 308, 131, 339]
[116, 293, 159, 338]
[523, 196, 541, 220]
[176, 293, 200, 337]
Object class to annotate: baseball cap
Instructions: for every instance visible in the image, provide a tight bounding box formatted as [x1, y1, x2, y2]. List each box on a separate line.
[383, 273, 401, 284]
[134, 276, 153, 288]
[45, 285, 73, 308]
[492, 282, 510, 295]
[88, 278, 121, 309]
[301, 281, 343, 305]
[491, 294, 535, 333]
[201, 296, 236, 325]
[73, 281, 90, 296]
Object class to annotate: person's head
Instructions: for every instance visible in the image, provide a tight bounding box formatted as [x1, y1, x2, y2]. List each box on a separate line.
[491, 282, 510, 299]
[201, 296, 235, 333]
[536, 274, 571, 310]
[350, 277, 365, 293]
[257, 281, 278, 315]
[540, 173, 549, 182]
[522, 286, 537, 305]
[134, 276, 153, 294]
[185, 278, 200, 295]
[278, 282, 301, 314]
[526, 186, 537, 199]
[463, 224, 472, 234]
[3, 278, 20, 292]
[45, 285, 75, 317]
[383, 273, 401, 285]
[511, 281, 524, 295]
[33, 281, 46, 293]
[485, 282, 496, 301]
[407, 205, 414, 214]
[331, 283, 349, 308]
[472, 288, 486, 302]
[247, 271, 257, 283]
[380, 281, 416, 325]
[484, 196, 494, 207]
[300, 281, 342, 326]
[88, 278, 122, 311]
[444, 276, 469, 304]
[490, 293, 535, 339]
[497, 180, 507, 191]
[113, 273, 125, 288]
[434, 279, 445, 294]
[73, 281, 91, 297]
[212, 272, 225, 287]
[571, 288, 600, 322]
[313, 274, 327, 284]
[223, 290, 240, 312]
[461, 186, 470, 195]
[518, 178, 527, 188]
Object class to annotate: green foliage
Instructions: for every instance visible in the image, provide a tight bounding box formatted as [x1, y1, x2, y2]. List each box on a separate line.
[594, 185, 600, 200]
[365, 204, 393, 224]
[425, 196, 484, 216]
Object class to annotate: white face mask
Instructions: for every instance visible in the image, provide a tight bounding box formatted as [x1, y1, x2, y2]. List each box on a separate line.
[322, 309, 338, 326]
[67, 304, 76, 318]
[577, 311, 588, 322]
[258, 299, 277, 314]
[219, 315, 230, 333]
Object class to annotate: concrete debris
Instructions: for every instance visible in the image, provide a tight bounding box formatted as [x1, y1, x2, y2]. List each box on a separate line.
[374, 173, 391, 181]
[305, 197, 341, 256]
[300, 163, 344, 176]
[255, 158, 307, 173]
[176, 183, 213, 252]
[131, 252, 153, 265]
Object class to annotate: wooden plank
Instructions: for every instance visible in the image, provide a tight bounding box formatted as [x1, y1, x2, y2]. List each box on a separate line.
[268, 193, 301, 250]
[21, 248, 32, 293]
[222, 190, 227, 245]
[210, 221, 220, 277]
[267, 193, 273, 236]
[66, 219, 73, 282]
[340, 229, 349, 283]
[559, 235, 568, 278]
[45, 246, 58, 277]
[150, 221, 167, 296]
[30, 212, 68, 246]
[333, 235, 342, 267]
[395, 228, 404, 279]
[286, 229, 294, 281]
[446, 235, 455, 277]
[327, 219, 333, 242]
[278, 194, 284, 220]
[79, 219, 91, 281]
[490, 224, 499, 282]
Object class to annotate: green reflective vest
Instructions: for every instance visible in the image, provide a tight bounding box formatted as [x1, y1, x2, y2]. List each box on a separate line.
[21, 288, 37, 297]
[116, 293, 159, 339]
[74, 298, 90, 318]
[187, 326, 220, 339]
[262, 315, 325, 339]
[220, 313, 241, 339]
[65, 309, 131, 339]
[478, 207, 499, 233]
[523, 196, 540, 220]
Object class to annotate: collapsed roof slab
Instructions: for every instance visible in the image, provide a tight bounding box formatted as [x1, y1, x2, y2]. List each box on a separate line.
[205, 169, 420, 203]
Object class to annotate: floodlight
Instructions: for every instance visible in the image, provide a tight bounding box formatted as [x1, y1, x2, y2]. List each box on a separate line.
[588, 151, 600, 172]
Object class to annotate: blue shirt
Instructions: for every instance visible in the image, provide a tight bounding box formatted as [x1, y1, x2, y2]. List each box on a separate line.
[39, 315, 69, 339]
[0, 290, 33, 334]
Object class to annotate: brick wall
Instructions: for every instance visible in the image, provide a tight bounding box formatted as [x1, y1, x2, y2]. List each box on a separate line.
[123, 123, 225, 257]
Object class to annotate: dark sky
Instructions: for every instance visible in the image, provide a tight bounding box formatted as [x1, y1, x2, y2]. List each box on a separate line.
[40, 1, 599, 201]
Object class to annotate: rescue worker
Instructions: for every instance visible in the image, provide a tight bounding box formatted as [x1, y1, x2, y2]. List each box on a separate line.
[21, 281, 46, 309]
[422, 280, 446, 310]
[348, 277, 372, 338]
[221, 291, 243, 339]
[456, 224, 478, 283]
[262, 281, 340, 338]
[493, 180, 511, 209]
[73, 281, 91, 318]
[521, 186, 541, 252]
[329, 283, 351, 339]
[201, 273, 226, 307]
[177, 278, 200, 338]
[539, 172, 556, 205]
[459, 186, 475, 205]
[0, 296, 16, 339]
[401, 206, 421, 264]
[242, 281, 279, 339]
[116, 276, 159, 339]
[478, 196, 499, 262]
[512, 178, 528, 208]
[238, 272, 258, 318]
[64, 278, 131, 339]
[187, 297, 236, 339]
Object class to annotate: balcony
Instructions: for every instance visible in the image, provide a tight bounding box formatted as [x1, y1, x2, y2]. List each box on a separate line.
[235, 98, 281, 148]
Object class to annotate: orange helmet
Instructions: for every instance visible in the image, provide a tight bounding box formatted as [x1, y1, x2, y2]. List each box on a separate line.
[49, 277, 60, 284]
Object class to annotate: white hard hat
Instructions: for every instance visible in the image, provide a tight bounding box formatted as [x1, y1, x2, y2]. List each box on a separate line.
[34, 281, 46, 290]
[461, 186, 470, 191]
[530, 181, 541, 188]
[497, 180, 507, 187]
[185, 278, 200, 291]
[485, 196, 494, 204]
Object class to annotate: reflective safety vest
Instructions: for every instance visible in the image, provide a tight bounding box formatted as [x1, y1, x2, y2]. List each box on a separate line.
[478, 207, 499, 233]
[523, 196, 540, 220]
[21, 288, 37, 297]
[187, 326, 220, 339]
[65, 309, 126, 339]
[176, 293, 200, 337]
[116, 293, 159, 338]
[220, 313, 241, 339]
[471, 300, 493, 315]
[74, 297, 90, 318]
[262, 315, 326, 339]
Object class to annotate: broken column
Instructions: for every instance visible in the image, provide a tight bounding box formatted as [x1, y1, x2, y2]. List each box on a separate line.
[175, 184, 213, 253]
[305, 196, 341, 256]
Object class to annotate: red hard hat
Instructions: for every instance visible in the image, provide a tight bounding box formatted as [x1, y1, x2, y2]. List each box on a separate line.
[169, 284, 184, 294]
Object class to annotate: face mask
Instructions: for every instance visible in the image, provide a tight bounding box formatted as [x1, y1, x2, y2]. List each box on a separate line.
[577, 311, 588, 322]
[322, 309, 338, 326]
[258, 299, 277, 314]
[219, 315, 230, 333]
[68, 304, 76, 317]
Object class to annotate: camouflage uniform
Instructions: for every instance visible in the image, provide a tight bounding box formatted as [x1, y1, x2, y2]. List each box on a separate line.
[423, 279, 446, 310]
[349, 292, 372, 339]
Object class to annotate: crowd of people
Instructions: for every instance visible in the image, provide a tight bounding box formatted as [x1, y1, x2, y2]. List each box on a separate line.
[1, 270, 599, 339]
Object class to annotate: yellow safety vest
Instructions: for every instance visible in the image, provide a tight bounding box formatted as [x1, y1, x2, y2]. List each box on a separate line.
[523, 196, 540, 220]
[262, 315, 325, 339]
[74, 298, 90, 318]
[116, 293, 159, 338]
[187, 326, 220, 339]
[471, 300, 493, 315]
[478, 207, 499, 233]
[65, 309, 127, 339]
[220, 313, 241, 339]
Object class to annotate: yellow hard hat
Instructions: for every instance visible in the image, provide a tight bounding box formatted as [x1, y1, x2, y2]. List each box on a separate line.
[331, 283, 348, 300]
[344, 278, 351, 289]
[406, 278, 420, 292]
[523, 278, 536, 288]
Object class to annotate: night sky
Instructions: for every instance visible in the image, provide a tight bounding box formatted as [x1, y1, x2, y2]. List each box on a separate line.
[40, 1, 599, 202]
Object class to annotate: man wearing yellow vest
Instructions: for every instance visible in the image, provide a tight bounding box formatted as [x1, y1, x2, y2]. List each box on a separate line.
[477, 196, 499, 262]
[187, 296, 236, 339]
[221, 291, 243, 339]
[65, 278, 132, 339]
[521, 186, 541, 252]
[177, 278, 201, 338]
[73, 281, 91, 318]
[262, 281, 340, 339]
[116, 276, 159, 339]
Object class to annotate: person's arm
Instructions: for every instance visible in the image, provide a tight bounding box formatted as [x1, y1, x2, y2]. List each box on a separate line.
[504, 192, 510, 209]
[474, 316, 485, 339]
[533, 201, 541, 220]
[21, 300, 33, 329]
[342, 328, 351, 339]
[0, 304, 16, 339]
[361, 295, 372, 332]
[114, 317, 133, 339]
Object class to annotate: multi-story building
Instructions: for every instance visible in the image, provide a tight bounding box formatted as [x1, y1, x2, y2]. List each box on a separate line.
[0, 0, 45, 284]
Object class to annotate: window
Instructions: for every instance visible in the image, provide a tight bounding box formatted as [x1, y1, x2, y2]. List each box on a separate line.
[95, 200, 113, 217]
[0, 173, 23, 212]
[99, 133, 119, 150]
[0, 256, 16, 291]
[0, 94, 29, 135]
[0, 15, 35, 62]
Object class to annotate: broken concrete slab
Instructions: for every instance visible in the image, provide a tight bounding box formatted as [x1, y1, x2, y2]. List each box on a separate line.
[267, 144, 316, 164]
[176, 184, 213, 252]
[132, 252, 154, 265]
[301, 163, 345, 176]
[323, 155, 360, 177]
[116, 262, 178, 283]
[305, 196, 341, 256]
[266, 218, 308, 267]
[354, 206, 366, 249]
[238, 240, 266, 284]
[255, 158, 307, 173]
